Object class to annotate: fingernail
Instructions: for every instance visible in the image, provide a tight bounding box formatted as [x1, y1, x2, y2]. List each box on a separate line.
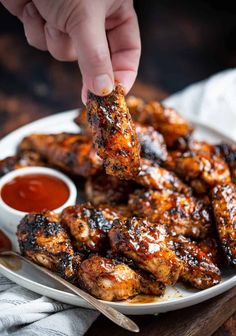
[46, 26, 61, 39]
[25, 2, 38, 18]
[93, 74, 114, 96]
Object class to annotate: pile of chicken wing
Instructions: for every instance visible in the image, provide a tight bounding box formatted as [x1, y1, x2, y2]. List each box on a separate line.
[1, 84, 236, 301]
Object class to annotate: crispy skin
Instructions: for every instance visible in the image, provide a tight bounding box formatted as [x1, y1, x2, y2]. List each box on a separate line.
[87, 84, 140, 179]
[128, 189, 212, 238]
[19, 133, 102, 177]
[215, 143, 236, 182]
[212, 183, 236, 266]
[0, 151, 45, 176]
[17, 211, 80, 282]
[168, 235, 221, 289]
[198, 237, 225, 267]
[74, 107, 91, 135]
[135, 124, 168, 164]
[166, 150, 231, 194]
[60, 204, 119, 253]
[136, 159, 192, 195]
[128, 97, 193, 148]
[78, 255, 140, 300]
[109, 217, 183, 285]
[85, 173, 135, 206]
[78, 255, 165, 301]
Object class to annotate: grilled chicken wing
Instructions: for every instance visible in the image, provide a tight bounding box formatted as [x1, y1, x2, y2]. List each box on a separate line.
[85, 173, 135, 206]
[212, 183, 236, 266]
[60, 204, 119, 253]
[128, 189, 212, 238]
[87, 84, 140, 179]
[167, 235, 221, 289]
[135, 124, 168, 164]
[17, 211, 80, 282]
[127, 97, 193, 148]
[166, 150, 231, 194]
[215, 143, 236, 182]
[19, 133, 102, 177]
[136, 159, 192, 195]
[198, 237, 225, 267]
[78, 255, 164, 301]
[0, 151, 45, 177]
[109, 217, 183, 285]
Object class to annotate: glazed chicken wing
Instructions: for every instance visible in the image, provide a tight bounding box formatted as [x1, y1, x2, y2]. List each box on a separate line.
[78, 255, 164, 301]
[17, 211, 80, 282]
[136, 159, 192, 195]
[127, 96, 193, 148]
[19, 133, 102, 177]
[215, 143, 236, 182]
[167, 235, 221, 289]
[85, 173, 135, 206]
[87, 84, 140, 179]
[135, 124, 168, 164]
[166, 150, 231, 194]
[128, 189, 212, 238]
[0, 151, 45, 177]
[212, 183, 236, 266]
[60, 204, 119, 253]
[109, 217, 183, 285]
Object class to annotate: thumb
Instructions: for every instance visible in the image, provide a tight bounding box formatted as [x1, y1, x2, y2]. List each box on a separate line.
[68, 11, 114, 101]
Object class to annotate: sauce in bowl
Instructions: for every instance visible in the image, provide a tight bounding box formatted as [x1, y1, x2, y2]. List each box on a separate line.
[1, 173, 70, 212]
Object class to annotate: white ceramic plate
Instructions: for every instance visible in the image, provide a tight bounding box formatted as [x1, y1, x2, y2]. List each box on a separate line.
[0, 110, 235, 315]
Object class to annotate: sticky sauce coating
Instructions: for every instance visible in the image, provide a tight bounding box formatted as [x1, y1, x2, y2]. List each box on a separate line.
[1, 173, 69, 212]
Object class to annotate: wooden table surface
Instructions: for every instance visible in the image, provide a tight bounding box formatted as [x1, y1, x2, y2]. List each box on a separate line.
[0, 2, 236, 335]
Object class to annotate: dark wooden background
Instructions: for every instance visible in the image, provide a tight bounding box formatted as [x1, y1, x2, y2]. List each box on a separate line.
[0, 1, 236, 335]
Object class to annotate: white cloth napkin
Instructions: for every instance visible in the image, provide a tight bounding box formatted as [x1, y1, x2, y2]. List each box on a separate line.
[0, 68, 236, 336]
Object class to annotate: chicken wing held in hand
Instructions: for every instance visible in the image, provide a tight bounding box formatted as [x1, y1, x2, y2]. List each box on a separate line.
[87, 84, 141, 179]
[212, 183, 236, 267]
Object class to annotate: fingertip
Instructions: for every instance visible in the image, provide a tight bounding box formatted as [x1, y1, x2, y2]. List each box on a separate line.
[114, 70, 137, 95]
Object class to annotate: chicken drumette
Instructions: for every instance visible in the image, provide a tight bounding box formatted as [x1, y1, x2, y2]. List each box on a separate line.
[86, 84, 140, 179]
[109, 217, 183, 285]
[126, 96, 193, 148]
[167, 235, 221, 289]
[17, 211, 81, 283]
[136, 159, 192, 195]
[19, 133, 102, 177]
[128, 189, 212, 238]
[60, 204, 120, 253]
[166, 150, 231, 194]
[78, 255, 164, 301]
[212, 183, 236, 267]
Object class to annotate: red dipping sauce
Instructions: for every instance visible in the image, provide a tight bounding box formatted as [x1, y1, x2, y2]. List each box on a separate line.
[0, 173, 70, 212]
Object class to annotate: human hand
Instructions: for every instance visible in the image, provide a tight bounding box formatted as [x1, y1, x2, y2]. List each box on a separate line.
[0, 0, 141, 103]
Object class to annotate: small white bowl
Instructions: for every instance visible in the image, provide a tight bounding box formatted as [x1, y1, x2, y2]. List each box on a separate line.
[0, 167, 77, 234]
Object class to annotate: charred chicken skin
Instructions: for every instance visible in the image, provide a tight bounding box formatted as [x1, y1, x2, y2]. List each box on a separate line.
[86, 84, 141, 179]
[60, 204, 120, 253]
[166, 150, 231, 194]
[78, 255, 164, 301]
[128, 189, 212, 239]
[126, 96, 193, 148]
[212, 183, 236, 266]
[109, 217, 183, 285]
[136, 159, 192, 195]
[167, 235, 221, 289]
[19, 133, 102, 177]
[17, 211, 80, 283]
[0, 151, 45, 177]
[85, 173, 135, 206]
[215, 143, 236, 182]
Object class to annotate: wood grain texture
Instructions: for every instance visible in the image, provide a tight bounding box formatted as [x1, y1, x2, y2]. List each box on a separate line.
[86, 287, 236, 336]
